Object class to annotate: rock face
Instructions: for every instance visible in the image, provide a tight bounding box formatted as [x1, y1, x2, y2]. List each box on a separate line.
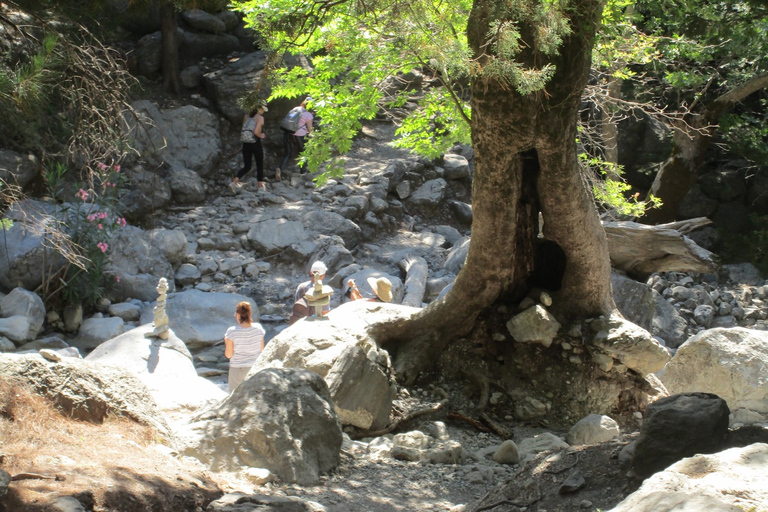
[128, 100, 222, 176]
[632, 393, 730, 479]
[660, 327, 768, 425]
[610, 443, 768, 512]
[180, 368, 342, 485]
[107, 226, 186, 302]
[253, 301, 406, 429]
[0, 353, 170, 438]
[202, 51, 272, 125]
[0, 149, 39, 189]
[139, 289, 258, 350]
[85, 324, 225, 413]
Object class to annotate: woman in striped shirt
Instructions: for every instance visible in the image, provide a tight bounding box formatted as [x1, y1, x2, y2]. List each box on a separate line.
[224, 301, 266, 392]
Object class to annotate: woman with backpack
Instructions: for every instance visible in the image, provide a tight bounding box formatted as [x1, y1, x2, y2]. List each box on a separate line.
[230, 99, 268, 193]
[277, 97, 314, 179]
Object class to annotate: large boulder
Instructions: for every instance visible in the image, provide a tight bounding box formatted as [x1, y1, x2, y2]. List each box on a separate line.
[408, 178, 447, 208]
[651, 290, 688, 349]
[611, 273, 654, 332]
[610, 443, 768, 512]
[589, 313, 670, 376]
[0, 353, 170, 438]
[168, 167, 206, 204]
[86, 324, 225, 413]
[0, 149, 39, 189]
[179, 368, 342, 485]
[325, 344, 397, 430]
[128, 100, 221, 176]
[180, 9, 226, 33]
[253, 301, 414, 429]
[245, 209, 362, 255]
[182, 31, 239, 60]
[118, 169, 173, 221]
[72, 316, 126, 351]
[0, 316, 32, 345]
[140, 289, 258, 350]
[0, 287, 45, 339]
[107, 226, 186, 302]
[202, 51, 271, 125]
[660, 327, 768, 424]
[633, 393, 730, 479]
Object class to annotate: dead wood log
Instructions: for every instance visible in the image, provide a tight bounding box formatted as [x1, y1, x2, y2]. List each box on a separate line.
[480, 413, 514, 440]
[603, 217, 718, 277]
[398, 255, 429, 307]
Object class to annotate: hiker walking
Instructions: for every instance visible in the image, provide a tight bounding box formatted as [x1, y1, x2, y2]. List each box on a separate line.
[277, 97, 314, 179]
[230, 99, 268, 193]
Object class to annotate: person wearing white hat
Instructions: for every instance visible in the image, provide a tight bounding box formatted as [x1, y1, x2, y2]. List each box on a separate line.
[293, 260, 330, 316]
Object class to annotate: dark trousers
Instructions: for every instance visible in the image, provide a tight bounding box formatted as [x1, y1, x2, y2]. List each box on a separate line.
[279, 129, 307, 173]
[237, 140, 263, 181]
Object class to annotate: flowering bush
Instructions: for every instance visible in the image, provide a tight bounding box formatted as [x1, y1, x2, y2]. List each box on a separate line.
[43, 161, 127, 310]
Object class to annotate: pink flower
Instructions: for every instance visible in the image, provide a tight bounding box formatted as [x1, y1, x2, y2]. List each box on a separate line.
[76, 188, 89, 201]
[97, 223, 103, 230]
[117, 217, 127, 227]
[114, 165, 121, 173]
[87, 214, 97, 221]
[115, 275, 121, 283]
[97, 242, 108, 252]
[97, 212, 108, 219]
[97, 163, 108, 171]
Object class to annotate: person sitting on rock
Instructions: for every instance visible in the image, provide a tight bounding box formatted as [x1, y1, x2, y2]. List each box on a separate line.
[346, 276, 393, 303]
[293, 260, 331, 317]
[224, 301, 265, 393]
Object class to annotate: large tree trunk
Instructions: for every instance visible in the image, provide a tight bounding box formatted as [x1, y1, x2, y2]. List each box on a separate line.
[644, 73, 768, 224]
[160, 1, 180, 95]
[374, 0, 613, 385]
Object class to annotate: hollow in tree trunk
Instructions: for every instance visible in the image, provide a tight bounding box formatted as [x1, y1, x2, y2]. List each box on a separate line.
[373, 0, 615, 386]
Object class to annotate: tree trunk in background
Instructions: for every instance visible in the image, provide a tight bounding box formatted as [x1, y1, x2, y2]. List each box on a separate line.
[160, 1, 180, 95]
[644, 73, 768, 224]
[373, 0, 614, 385]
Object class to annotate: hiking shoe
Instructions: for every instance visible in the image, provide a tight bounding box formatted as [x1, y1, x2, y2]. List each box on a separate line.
[228, 182, 237, 193]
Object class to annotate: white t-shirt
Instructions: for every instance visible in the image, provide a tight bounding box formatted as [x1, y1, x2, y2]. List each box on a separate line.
[225, 324, 266, 368]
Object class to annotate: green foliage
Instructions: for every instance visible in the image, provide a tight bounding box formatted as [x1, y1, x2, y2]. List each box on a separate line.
[581, 153, 662, 218]
[0, 34, 65, 151]
[720, 214, 768, 275]
[43, 162, 128, 310]
[232, 0, 577, 176]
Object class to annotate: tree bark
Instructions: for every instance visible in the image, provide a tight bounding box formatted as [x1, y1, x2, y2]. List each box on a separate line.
[644, 73, 768, 224]
[160, 1, 180, 95]
[373, 0, 613, 384]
